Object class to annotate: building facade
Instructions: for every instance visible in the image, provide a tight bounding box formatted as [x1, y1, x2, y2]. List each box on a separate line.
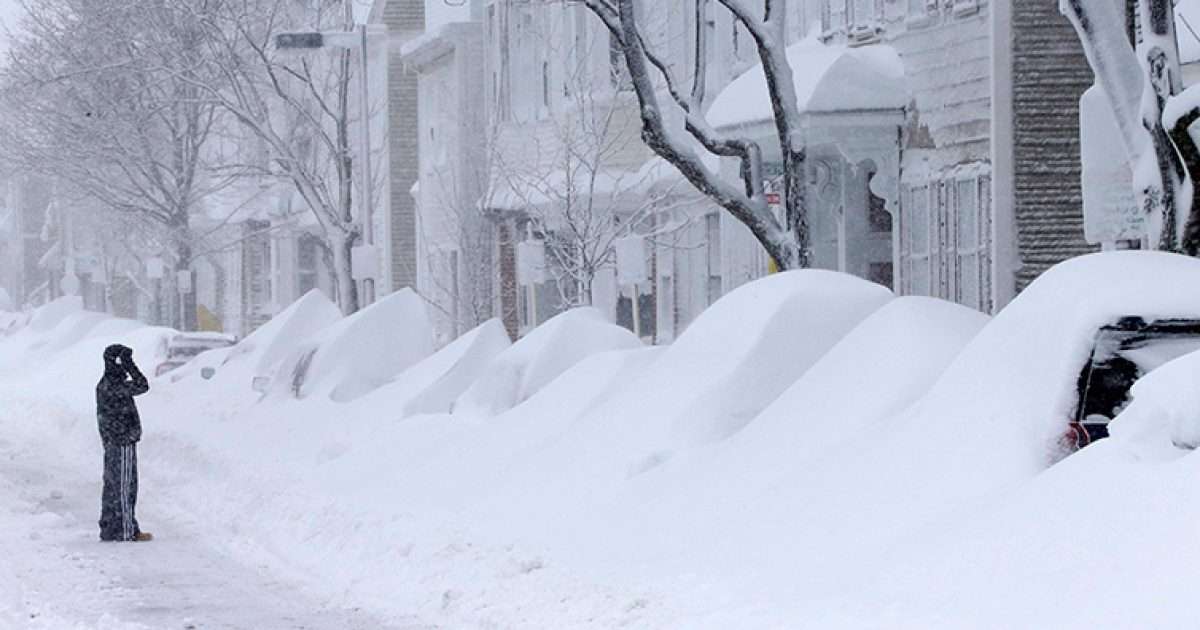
[385, 0, 1124, 344]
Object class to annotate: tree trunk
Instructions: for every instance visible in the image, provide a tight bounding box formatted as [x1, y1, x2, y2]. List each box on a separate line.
[1168, 107, 1200, 254]
[784, 148, 809, 269]
[330, 231, 360, 315]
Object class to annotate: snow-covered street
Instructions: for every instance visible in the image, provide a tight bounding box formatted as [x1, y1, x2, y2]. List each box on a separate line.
[6, 0, 1200, 625]
[4, 254, 1200, 628]
[0, 388, 425, 630]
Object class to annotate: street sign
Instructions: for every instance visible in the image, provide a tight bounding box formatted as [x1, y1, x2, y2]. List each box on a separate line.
[146, 257, 165, 280]
[177, 270, 193, 293]
[614, 235, 647, 286]
[1080, 86, 1145, 244]
[275, 32, 324, 49]
[351, 244, 380, 281]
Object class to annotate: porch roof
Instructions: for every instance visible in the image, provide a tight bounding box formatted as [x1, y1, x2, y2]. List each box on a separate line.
[707, 36, 907, 130]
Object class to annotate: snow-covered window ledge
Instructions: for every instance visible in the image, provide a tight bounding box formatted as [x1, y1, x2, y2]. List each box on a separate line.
[952, 0, 980, 18]
[847, 22, 884, 46]
[819, 27, 847, 44]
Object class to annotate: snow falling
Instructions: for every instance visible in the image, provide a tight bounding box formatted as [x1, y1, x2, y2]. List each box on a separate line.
[3, 0, 1200, 628]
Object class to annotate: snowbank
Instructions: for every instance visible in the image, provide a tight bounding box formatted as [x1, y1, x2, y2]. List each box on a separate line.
[272, 288, 435, 402]
[453, 307, 642, 417]
[1108, 347, 1200, 455]
[353, 318, 512, 418]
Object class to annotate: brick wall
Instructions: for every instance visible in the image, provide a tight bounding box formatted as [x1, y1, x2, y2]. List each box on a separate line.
[1011, 0, 1098, 291]
[382, 0, 425, 290]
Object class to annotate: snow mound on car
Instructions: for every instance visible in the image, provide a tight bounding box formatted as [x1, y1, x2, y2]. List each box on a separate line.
[233, 289, 343, 376]
[920, 250, 1200, 481]
[355, 318, 512, 418]
[27, 296, 83, 333]
[275, 288, 435, 402]
[661, 270, 894, 447]
[453, 307, 642, 418]
[741, 295, 988, 461]
[549, 270, 890, 481]
[483, 270, 892, 520]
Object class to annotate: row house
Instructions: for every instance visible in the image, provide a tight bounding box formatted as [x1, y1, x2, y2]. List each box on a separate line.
[708, 0, 1099, 316]
[380, 0, 1130, 345]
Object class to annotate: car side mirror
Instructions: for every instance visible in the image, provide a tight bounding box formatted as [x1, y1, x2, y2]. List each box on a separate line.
[251, 376, 271, 393]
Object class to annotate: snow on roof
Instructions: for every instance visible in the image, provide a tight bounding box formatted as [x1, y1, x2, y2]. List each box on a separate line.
[707, 36, 907, 129]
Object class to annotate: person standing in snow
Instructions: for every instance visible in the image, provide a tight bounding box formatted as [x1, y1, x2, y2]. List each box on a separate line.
[96, 344, 152, 542]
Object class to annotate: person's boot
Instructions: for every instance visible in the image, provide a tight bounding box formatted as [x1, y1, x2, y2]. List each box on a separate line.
[133, 532, 153, 542]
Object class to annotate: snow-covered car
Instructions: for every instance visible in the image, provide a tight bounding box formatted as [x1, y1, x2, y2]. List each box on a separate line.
[155, 332, 237, 377]
[1066, 317, 1200, 450]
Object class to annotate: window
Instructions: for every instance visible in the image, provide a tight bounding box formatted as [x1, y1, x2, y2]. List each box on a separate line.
[297, 234, 320, 296]
[906, 185, 931, 297]
[851, 0, 881, 24]
[705, 213, 722, 306]
[867, 173, 891, 234]
[955, 178, 980, 309]
[902, 168, 992, 310]
[821, 0, 849, 32]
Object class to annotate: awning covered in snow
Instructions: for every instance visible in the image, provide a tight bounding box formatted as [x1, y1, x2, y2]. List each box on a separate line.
[706, 36, 907, 130]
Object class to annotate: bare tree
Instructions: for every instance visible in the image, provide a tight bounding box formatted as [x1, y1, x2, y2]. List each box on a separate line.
[180, 0, 367, 314]
[487, 13, 684, 312]
[0, 0, 232, 329]
[578, 0, 809, 270]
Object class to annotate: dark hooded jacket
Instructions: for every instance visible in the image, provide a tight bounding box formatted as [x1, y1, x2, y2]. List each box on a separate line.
[96, 345, 149, 445]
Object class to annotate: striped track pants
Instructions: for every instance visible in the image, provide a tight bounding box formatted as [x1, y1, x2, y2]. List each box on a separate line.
[99, 443, 139, 541]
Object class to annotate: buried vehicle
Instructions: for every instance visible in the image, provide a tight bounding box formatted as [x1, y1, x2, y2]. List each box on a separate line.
[155, 332, 237, 377]
[1066, 317, 1200, 450]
